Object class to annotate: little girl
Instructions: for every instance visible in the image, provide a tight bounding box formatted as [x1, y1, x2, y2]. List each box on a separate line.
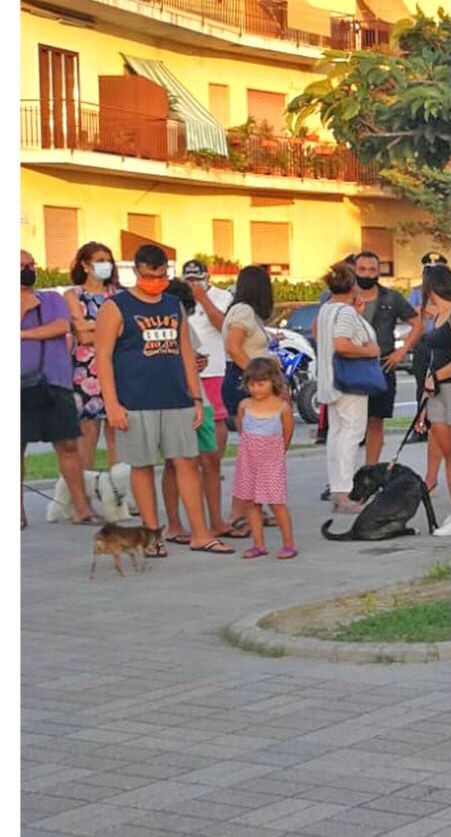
[232, 357, 297, 559]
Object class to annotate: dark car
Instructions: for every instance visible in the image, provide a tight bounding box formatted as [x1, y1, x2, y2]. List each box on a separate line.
[269, 303, 320, 349]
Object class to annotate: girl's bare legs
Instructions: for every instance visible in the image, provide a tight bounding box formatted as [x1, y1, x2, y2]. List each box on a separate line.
[270, 504, 295, 547]
[245, 502, 265, 548]
[79, 419, 101, 470]
[104, 420, 116, 468]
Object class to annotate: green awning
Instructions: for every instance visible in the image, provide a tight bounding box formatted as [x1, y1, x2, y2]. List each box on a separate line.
[122, 54, 228, 157]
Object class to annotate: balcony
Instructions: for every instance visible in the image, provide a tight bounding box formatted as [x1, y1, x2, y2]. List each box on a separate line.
[21, 99, 379, 187]
[99, 0, 391, 51]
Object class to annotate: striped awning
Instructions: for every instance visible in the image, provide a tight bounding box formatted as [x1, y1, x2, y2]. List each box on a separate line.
[122, 54, 228, 157]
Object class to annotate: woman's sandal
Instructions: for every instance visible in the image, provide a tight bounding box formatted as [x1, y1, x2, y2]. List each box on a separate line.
[262, 512, 277, 527]
[241, 545, 268, 559]
[276, 546, 298, 560]
[217, 525, 251, 539]
[191, 539, 234, 555]
[166, 534, 191, 545]
[145, 538, 168, 558]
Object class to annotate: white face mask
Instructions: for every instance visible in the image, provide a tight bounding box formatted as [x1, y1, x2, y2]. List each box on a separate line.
[92, 261, 113, 281]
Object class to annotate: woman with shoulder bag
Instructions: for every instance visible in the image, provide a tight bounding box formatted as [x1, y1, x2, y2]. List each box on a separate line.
[317, 262, 380, 513]
[20, 250, 101, 529]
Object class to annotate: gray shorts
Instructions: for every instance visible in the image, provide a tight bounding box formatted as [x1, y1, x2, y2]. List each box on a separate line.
[116, 408, 199, 466]
[427, 383, 451, 426]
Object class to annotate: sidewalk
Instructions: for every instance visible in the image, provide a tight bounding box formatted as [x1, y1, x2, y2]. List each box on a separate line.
[22, 438, 451, 837]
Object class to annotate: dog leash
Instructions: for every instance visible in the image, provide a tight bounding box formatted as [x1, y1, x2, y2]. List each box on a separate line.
[23, 483, 67, 505]
[387, 396, 429, 471]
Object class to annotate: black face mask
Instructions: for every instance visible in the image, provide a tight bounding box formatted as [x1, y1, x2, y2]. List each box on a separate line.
[21, 266, 36, 287]
[356, 276, 378, 291]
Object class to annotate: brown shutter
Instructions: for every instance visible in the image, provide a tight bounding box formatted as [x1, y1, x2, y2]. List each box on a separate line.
[251, 222, 290, 266]
[213, 219, 234, 261]
[247, 90, 286, 135]
[44, 206, 78, 270]
[208, 84, 230, 127]
[361, 227, 394, 261]
[128, 213, 161, 241]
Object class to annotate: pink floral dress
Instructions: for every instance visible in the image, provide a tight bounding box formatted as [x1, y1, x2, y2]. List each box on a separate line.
[72, 285, 118, 420]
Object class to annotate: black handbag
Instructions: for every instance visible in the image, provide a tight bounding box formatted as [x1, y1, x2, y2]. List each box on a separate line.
[332, 305, 388, 397]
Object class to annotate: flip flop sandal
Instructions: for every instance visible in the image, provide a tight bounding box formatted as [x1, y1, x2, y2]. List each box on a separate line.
[217, 526, 251, 539]
[145, 539, 168, 558]
[190, 539, 235, 555]
[262, 514, 277, 527]
[166, 534, 191, 545]
[241, 546, 268, 559]
[230, 516, 248, 530]
[276, 546, 298, 560]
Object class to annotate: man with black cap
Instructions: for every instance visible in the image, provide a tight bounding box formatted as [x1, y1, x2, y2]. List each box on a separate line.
[182, 259, 233, 459]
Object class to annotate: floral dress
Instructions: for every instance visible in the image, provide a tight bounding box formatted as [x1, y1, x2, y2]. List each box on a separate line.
[72, 285, 118, 420]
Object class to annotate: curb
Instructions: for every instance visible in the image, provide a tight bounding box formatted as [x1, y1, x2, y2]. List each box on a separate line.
[225, 608, 451, 664]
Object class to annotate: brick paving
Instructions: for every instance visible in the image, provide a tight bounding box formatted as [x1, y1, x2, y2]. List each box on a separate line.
[22, 439, 451, 836]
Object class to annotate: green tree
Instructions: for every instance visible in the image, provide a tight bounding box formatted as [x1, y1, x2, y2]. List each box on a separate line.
[287, 7, 451, 244]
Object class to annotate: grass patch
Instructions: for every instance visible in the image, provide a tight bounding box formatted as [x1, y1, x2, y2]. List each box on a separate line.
[385, 417, 411, 429]
[24, 443, 307, 481]
[335, 600, 451, 643]
[423, 561, 451, 582]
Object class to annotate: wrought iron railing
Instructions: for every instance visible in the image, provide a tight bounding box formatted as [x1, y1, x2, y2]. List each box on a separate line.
[118, 1, 391, 50]
[21, 100, 379, 184]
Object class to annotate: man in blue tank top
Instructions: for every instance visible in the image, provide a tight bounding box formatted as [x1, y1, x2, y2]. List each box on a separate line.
[96, 245, 234, 555]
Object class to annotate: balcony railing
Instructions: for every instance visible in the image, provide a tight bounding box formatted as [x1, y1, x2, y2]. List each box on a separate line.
[127, 1, 391, 50]
[21, 100, 379, 185]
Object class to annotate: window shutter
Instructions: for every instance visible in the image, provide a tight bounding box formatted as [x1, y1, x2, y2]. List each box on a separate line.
[361, 227, 394, 261]
[44, 206, 78, 270]
[208, 84, 230, 127]
[247, 90, 286, 135]
[128, 213, 161, 241]
[251, 222, 290, 266]
[213, 219, 234, 261]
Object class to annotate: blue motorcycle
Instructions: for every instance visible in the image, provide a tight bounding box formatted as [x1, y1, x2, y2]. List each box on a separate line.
[269, 340, 319, 423]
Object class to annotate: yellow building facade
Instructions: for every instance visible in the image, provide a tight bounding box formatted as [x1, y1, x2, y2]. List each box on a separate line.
[20, 0, 449, 282]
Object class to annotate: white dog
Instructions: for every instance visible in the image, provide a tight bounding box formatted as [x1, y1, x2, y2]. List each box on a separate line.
[46, 463, 136, 523]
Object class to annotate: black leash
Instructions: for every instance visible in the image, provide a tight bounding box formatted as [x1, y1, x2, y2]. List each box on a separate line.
[388, 397, 429, 471]
[23, 483, 66, 505]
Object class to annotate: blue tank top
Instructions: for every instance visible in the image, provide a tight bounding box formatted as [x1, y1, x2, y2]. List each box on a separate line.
[111, 291, 194, 410]
[242, 411, 282, 436]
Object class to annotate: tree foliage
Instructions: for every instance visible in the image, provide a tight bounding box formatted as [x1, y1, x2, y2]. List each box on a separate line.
[287, 7, 451, 243]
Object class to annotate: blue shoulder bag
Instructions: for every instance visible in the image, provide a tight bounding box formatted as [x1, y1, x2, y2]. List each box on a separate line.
[332, 306, 387, 396]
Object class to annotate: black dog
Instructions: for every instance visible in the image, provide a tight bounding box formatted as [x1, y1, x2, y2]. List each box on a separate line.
[321, 463, 438, 541]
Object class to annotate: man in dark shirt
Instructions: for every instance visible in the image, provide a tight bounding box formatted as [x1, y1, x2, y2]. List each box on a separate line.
[355, 251, 422, 464]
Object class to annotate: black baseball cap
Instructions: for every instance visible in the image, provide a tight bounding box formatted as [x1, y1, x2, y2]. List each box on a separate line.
[421, 252, 448, 266]
[182, 259, 208, 279]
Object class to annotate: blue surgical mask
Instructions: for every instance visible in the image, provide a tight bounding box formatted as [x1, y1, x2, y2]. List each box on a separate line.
[92, 261, 113, 281]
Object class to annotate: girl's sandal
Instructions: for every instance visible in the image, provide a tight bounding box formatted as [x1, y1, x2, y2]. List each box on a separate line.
[241, 546, 268, 559]
[276, 546, 298, 560]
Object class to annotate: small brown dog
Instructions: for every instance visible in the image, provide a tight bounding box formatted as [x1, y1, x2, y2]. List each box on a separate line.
[91, 524, 163, 579]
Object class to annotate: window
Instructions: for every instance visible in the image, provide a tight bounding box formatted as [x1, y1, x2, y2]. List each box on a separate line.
[250, 221, 290, 268]
[127, 213, 161, 242]
[247, 89, 286, 134]
[361, 227, 394, 276]
[208, 84, 230, 127]
[39, 44, 80, 148]
[213, 219, 234, 261]
[44, 206, 78, 269]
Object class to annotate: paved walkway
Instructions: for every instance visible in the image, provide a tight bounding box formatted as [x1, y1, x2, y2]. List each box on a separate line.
[22, 439, 451, 837]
